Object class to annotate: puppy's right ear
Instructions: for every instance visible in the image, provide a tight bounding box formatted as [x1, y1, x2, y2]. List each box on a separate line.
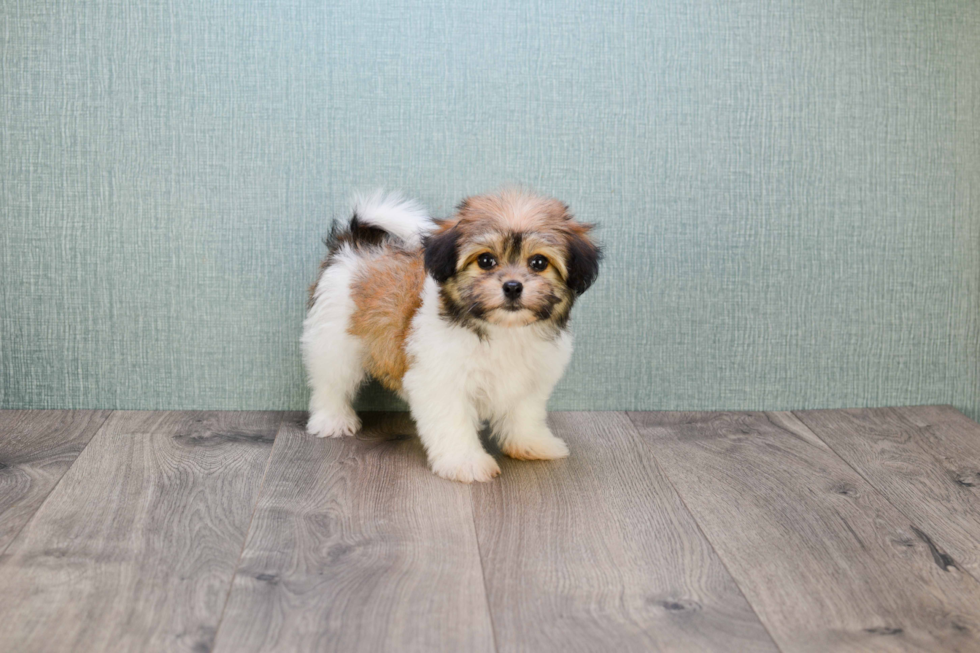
[423, 227, 460, 283]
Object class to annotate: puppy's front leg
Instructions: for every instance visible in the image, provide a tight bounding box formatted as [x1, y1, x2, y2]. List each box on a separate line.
[404, 374, 500, 483]
[493, 392, 569, 461]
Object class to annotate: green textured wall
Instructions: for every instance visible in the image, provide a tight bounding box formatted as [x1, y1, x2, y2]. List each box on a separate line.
[1, 0, 978, 418]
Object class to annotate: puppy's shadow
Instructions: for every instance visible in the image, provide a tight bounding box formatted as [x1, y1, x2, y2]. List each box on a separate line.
[354, 412, 415, 444]
[350, 412, 503, 457]
[479, 422, 502, 457]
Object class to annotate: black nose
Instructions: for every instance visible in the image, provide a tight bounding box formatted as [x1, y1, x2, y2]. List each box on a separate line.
[502, 280, 523, 299]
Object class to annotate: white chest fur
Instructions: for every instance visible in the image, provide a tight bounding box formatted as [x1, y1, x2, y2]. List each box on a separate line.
[404, 278, 573, 420]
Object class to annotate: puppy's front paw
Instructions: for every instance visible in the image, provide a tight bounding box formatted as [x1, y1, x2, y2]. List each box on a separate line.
[501, 434, 570, 461]
[430, 452, 501, 483]
[307, 410, 361, 438]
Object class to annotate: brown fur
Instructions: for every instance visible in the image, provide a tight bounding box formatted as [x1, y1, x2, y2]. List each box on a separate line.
[452, 189, 573, 236]
[433, 189, 597, 331]
[348, 248, 425, 391]
[447, 231, 569, 326]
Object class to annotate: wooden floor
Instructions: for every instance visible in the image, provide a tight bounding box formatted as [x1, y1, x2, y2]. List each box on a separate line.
[1, 408, 980, 652]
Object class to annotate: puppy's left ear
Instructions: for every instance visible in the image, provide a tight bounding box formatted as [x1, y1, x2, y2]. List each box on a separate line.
[565, 225, 602, 296]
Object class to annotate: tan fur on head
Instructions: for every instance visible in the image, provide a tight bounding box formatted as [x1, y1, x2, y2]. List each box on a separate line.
[424, 189, 601, 332]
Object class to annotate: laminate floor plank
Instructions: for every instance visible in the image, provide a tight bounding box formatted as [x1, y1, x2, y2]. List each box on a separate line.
[0, 410, 111, 553]
[212, 413, 495, 653]
[628, 410, 980, 653]
[0, 410, 281, 653]
[795, 406, 980, 578]
[472, 411, 779, 653]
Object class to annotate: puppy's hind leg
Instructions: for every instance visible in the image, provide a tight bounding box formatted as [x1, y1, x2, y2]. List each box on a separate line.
[301, 256, 366, 437]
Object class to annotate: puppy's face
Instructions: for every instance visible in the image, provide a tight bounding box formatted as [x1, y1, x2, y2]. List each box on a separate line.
[424, 190, 600, 329]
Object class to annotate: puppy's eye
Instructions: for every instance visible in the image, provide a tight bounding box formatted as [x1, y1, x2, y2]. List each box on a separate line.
[477, 253, 497, 270]
[529, 254, 549, 272]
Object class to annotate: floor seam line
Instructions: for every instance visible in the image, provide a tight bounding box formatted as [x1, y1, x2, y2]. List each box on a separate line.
[791, 408, 980, 588]
[209, 410, 286, 652]
[623, 411, 787, 653]
[0, 409, 115, 558]
[470, 481, 502, 653]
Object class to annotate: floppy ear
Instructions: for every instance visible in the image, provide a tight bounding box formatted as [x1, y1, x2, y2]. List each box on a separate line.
[423, 227, 460, 283]
[565, 227, 601, 295]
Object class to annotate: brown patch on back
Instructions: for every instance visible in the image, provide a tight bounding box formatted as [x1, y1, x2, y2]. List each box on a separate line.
[348, 249, 426, 392]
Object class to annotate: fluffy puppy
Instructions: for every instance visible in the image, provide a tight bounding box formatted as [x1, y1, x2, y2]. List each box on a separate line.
[301, 188, 600, 482]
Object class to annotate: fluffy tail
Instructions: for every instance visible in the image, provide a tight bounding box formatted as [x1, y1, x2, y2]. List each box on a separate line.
[350, 190, 435, 249]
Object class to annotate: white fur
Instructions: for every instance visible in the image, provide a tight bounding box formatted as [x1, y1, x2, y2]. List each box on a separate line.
[402, 277, 573, 482]
[301, 245, 366, 437]
[302, 196, 575, 482]
[351, 190, 436, 248]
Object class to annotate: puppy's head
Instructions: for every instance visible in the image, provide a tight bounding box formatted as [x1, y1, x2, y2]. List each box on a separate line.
[424, 189, 600, 329]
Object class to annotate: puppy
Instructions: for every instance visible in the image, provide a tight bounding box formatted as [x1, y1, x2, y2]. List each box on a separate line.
[301, 188, 600, 482]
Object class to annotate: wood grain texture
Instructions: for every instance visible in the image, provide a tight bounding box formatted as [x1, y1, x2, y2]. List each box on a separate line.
[795, 406, 980, 578]
[628, 410, 980, 653]
[212, 412, 495, 653]
[472, 412, 778, 653]
[0, 411, 280, 653]
[0, 410, 111, 553]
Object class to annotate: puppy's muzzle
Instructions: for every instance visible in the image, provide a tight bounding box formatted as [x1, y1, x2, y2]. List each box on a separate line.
[502, 280, 523, 300]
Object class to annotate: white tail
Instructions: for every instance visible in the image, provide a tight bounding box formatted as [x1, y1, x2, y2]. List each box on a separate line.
[351, 190, 436, 249]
